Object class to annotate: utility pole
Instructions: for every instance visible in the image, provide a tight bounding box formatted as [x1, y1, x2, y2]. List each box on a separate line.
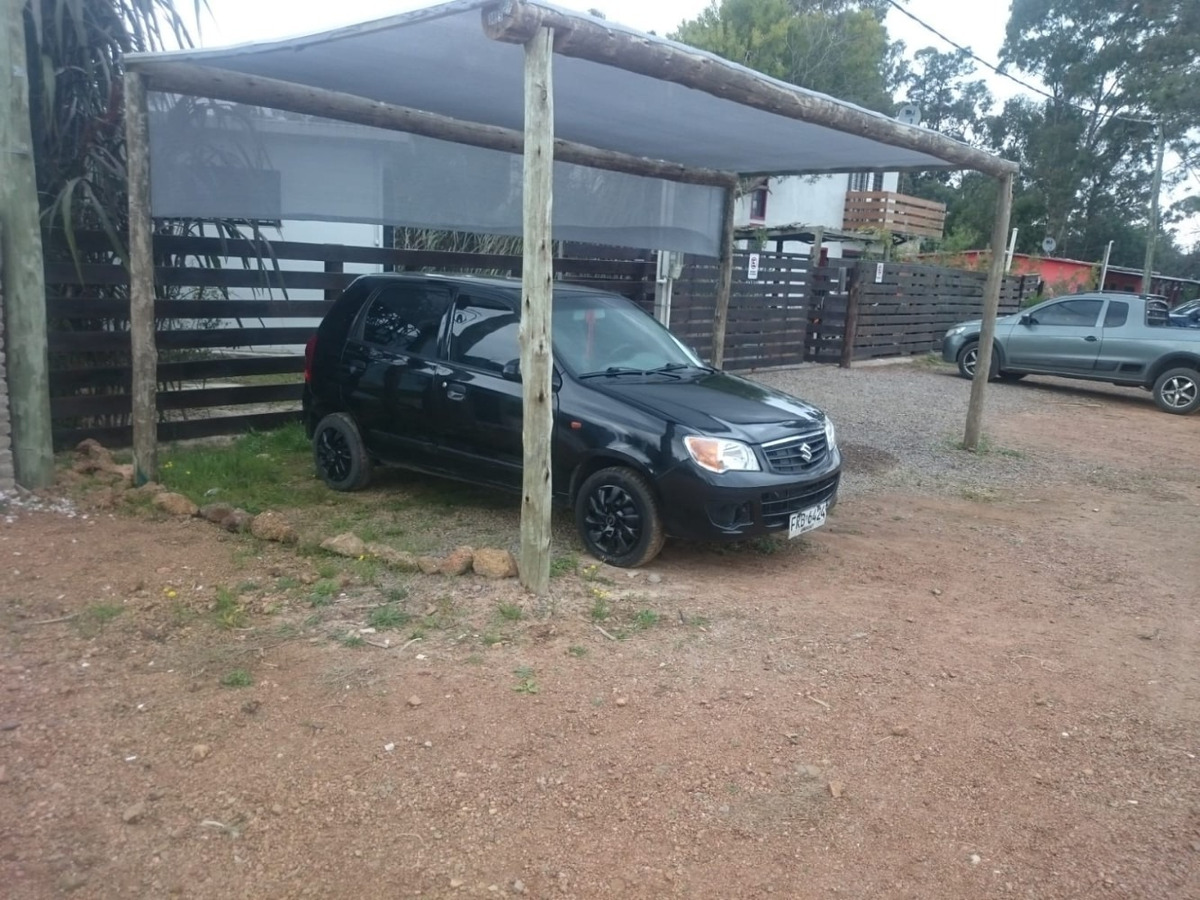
[1142, 120, 1166, 296]
[0, 0, 54, 488]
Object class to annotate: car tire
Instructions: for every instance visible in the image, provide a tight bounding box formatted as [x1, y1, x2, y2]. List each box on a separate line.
[313, 412, 372, 491]
[997, 371, 1026, 382]
[956, 341, 999, 380]
[575, 467, 665, 568]
[1151, 367, 1200, 415]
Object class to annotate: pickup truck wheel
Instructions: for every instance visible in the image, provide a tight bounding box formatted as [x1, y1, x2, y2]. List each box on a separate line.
[313, 412, 372, 491]
[575, 467, 665, 568]
[956, 342, 998, 380]
[1152, 368, 1200, 415]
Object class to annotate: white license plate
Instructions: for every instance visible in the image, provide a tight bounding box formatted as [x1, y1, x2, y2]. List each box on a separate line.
[788, 501, 828, 539]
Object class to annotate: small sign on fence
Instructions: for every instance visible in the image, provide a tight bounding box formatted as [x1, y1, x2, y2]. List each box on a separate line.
[875, 262, 885, 284]
[747, 253, 760, 280]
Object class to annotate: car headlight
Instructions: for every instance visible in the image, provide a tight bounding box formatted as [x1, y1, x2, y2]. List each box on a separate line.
[824, 416, 837, 450]
[683, 436, 761, 473]
[946, 325, 968, 337]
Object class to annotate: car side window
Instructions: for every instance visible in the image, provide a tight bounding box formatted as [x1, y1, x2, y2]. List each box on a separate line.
[449, 296, 519, 375]
[1103, 301, 1129, 328]
[360, 283, 452, 356]
[1032, 298, 1103, 327]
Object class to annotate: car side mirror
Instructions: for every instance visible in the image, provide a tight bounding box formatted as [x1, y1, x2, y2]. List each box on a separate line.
[1019, 314, 1033, 326]
[501, 359, 521, 382]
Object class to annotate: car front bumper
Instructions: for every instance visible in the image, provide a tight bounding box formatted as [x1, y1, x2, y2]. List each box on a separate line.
[655, 453, 841, 542]
[941, 331, 972, 364]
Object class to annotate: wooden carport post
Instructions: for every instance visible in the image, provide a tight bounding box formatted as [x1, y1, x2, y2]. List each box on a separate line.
[518, 25, 555, 596]
[963, 172, 1014, 452]
[124, 72, 157, 484]
[710, 185, 737, 368]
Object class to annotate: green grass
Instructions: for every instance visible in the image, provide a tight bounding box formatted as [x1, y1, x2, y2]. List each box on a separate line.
[213, 587, 248, 629]
[567, 645, 588, 658]
[632, 609, 661, 630]
[220, 669, 253, 688]
[550, 553, 579, 578]
[308, 580, 339, 607]
[589, 597, 612, 622]
[366, 603, 411, 631]
[337, 633, 366, 648]
[75, 603, 124, 637]
[512, 666, 539, 694]
[497, 602, 524, 622]
[158, 423, 320, 514]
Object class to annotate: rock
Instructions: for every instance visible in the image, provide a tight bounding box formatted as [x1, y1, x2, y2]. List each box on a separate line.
[131, 481, 163, 497]
[122, 802, 147, 824]
[58, 872, 88, 892]
[191, 744, 212, 762]
[299, 572, 319, 585]
[828, 780, 845, 799]
[321, 533, 366, 558]
[438, 547, 475, 577]
[417, 557, 441, 575]
[450, 879, 464, 889]
[200, 503, 236, 527]
[250, 511, 298, 544]
[647, 572, 663, 585]
[472, 548, 517, 579]
[223, 509, 254, 533]
[406, 695, 423, 708]
[930, 587, 943, 596]
[154, 493, 199, 517]
[615, 697, 628, 707]
[364, 543, 420, 571]
[890, 725, 910, 737]
[271, 804, 284, 816]
[512, 880, 526, 894]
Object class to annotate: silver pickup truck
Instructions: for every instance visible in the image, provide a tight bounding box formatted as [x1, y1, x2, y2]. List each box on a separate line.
[942, 292, 1200, 415]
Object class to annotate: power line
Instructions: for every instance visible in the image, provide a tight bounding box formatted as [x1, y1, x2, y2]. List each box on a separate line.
[884, 0, 1157, 127]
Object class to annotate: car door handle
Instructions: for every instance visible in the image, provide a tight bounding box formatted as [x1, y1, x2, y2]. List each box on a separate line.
[1083, 335, 1098, 342]
[445, 382, 466, 401]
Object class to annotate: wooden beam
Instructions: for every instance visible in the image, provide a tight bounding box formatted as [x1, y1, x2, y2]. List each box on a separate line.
[963, 172, 1014, 452]
[482, 1, 1017, 178]
[0, 6, 53, 488]
[710, 185, 736, 368]
[518, 25, 555, 597]
[131, 61, 737, 190]
[840, 265, 861, 369]
[125, 71, 158, 484]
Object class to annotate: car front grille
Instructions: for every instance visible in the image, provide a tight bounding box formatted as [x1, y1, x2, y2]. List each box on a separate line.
[762, 430, 828, 474]
[761, 473, 840, 529]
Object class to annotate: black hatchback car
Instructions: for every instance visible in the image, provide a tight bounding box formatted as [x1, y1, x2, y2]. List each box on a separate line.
[303, 274, 840, 567]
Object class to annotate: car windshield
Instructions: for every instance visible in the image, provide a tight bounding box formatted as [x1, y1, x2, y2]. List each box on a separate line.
[553, 293, 706, 378]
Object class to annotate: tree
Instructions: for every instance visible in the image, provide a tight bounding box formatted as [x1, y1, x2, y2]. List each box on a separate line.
[671, 0, 896, 113]
[995, 0, 1200, 263]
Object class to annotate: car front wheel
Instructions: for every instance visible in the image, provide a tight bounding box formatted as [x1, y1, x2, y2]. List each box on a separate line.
[575, 467, 665, 568]
[956, 341, 999, 380]
[1152, 367, 1200, 415]
[313, 412, 372, 490]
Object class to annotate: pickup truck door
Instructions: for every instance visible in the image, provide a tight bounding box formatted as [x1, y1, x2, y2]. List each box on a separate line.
[1004, 297, 1104, 372]
[1091, 299, 1152, 382]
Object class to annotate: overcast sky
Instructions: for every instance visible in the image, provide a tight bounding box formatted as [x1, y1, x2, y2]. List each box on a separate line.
[190, 0, 1196, 245]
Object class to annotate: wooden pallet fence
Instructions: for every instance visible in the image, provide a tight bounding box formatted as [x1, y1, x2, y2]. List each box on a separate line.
[47, 232, 655, 449]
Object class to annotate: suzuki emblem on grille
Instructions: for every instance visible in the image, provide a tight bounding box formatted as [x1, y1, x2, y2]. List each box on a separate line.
[798, 442, 813, 463]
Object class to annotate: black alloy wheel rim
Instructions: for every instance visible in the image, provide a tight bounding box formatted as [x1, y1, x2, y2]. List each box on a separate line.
[316, 427, 352, 482]
[584, 484, 642, 557]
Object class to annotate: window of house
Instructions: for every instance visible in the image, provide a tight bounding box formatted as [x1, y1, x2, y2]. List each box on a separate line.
[749, 188, 768, 221]
[448, 296, 520, 374]
[848, 172, 882, 192]
[1031, 298, 1103, 327]
[360, 283, 452, 355]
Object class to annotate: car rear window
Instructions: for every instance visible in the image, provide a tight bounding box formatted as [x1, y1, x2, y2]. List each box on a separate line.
[1103, 301, 1129, 328]
[448, 296, 519, 374]
[359, 283, 452, 355]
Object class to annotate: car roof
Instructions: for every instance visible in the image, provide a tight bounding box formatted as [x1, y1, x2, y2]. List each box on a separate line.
[350, 272, 628, 300]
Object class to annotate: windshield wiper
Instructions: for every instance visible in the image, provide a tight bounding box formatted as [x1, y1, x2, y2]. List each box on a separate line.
[645, 362, 715, 375]
[578, 366, 683, 380]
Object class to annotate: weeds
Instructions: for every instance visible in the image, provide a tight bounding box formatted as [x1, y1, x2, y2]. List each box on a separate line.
[367, 603, 411, 630]
[497, 602, 524, 622]
[75, 603, 124, 637]
[567, 645, 588, 658]
[213, 587, 248, 629]
[550, 553, 579, 578]
[512, 666, 540, 694]
[220, 669, 253, 688]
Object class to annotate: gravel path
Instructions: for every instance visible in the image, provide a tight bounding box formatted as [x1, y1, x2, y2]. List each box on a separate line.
[752, 359, 1161, 499]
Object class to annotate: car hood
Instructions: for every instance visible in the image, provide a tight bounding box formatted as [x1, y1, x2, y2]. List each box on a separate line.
[952, 311, 1023, 331]
[586, 371, 826, 442]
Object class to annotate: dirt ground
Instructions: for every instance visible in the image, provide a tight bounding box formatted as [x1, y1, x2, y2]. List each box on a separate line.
[2, 370, 1199, 899]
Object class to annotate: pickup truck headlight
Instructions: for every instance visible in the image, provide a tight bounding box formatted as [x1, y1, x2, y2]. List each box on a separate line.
[824, 416, 837, 450]
[683, 436, 761, 473]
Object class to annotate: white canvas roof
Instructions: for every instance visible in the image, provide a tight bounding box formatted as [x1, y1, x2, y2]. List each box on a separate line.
[127, 0, 1013, 254]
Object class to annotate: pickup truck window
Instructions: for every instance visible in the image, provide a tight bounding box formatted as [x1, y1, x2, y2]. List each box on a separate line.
[1104, 301, 1129, 328]
[1032, 298, 1103, 327]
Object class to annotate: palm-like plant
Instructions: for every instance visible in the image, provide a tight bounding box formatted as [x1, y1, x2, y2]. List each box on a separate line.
[24, 0, 204, 262]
